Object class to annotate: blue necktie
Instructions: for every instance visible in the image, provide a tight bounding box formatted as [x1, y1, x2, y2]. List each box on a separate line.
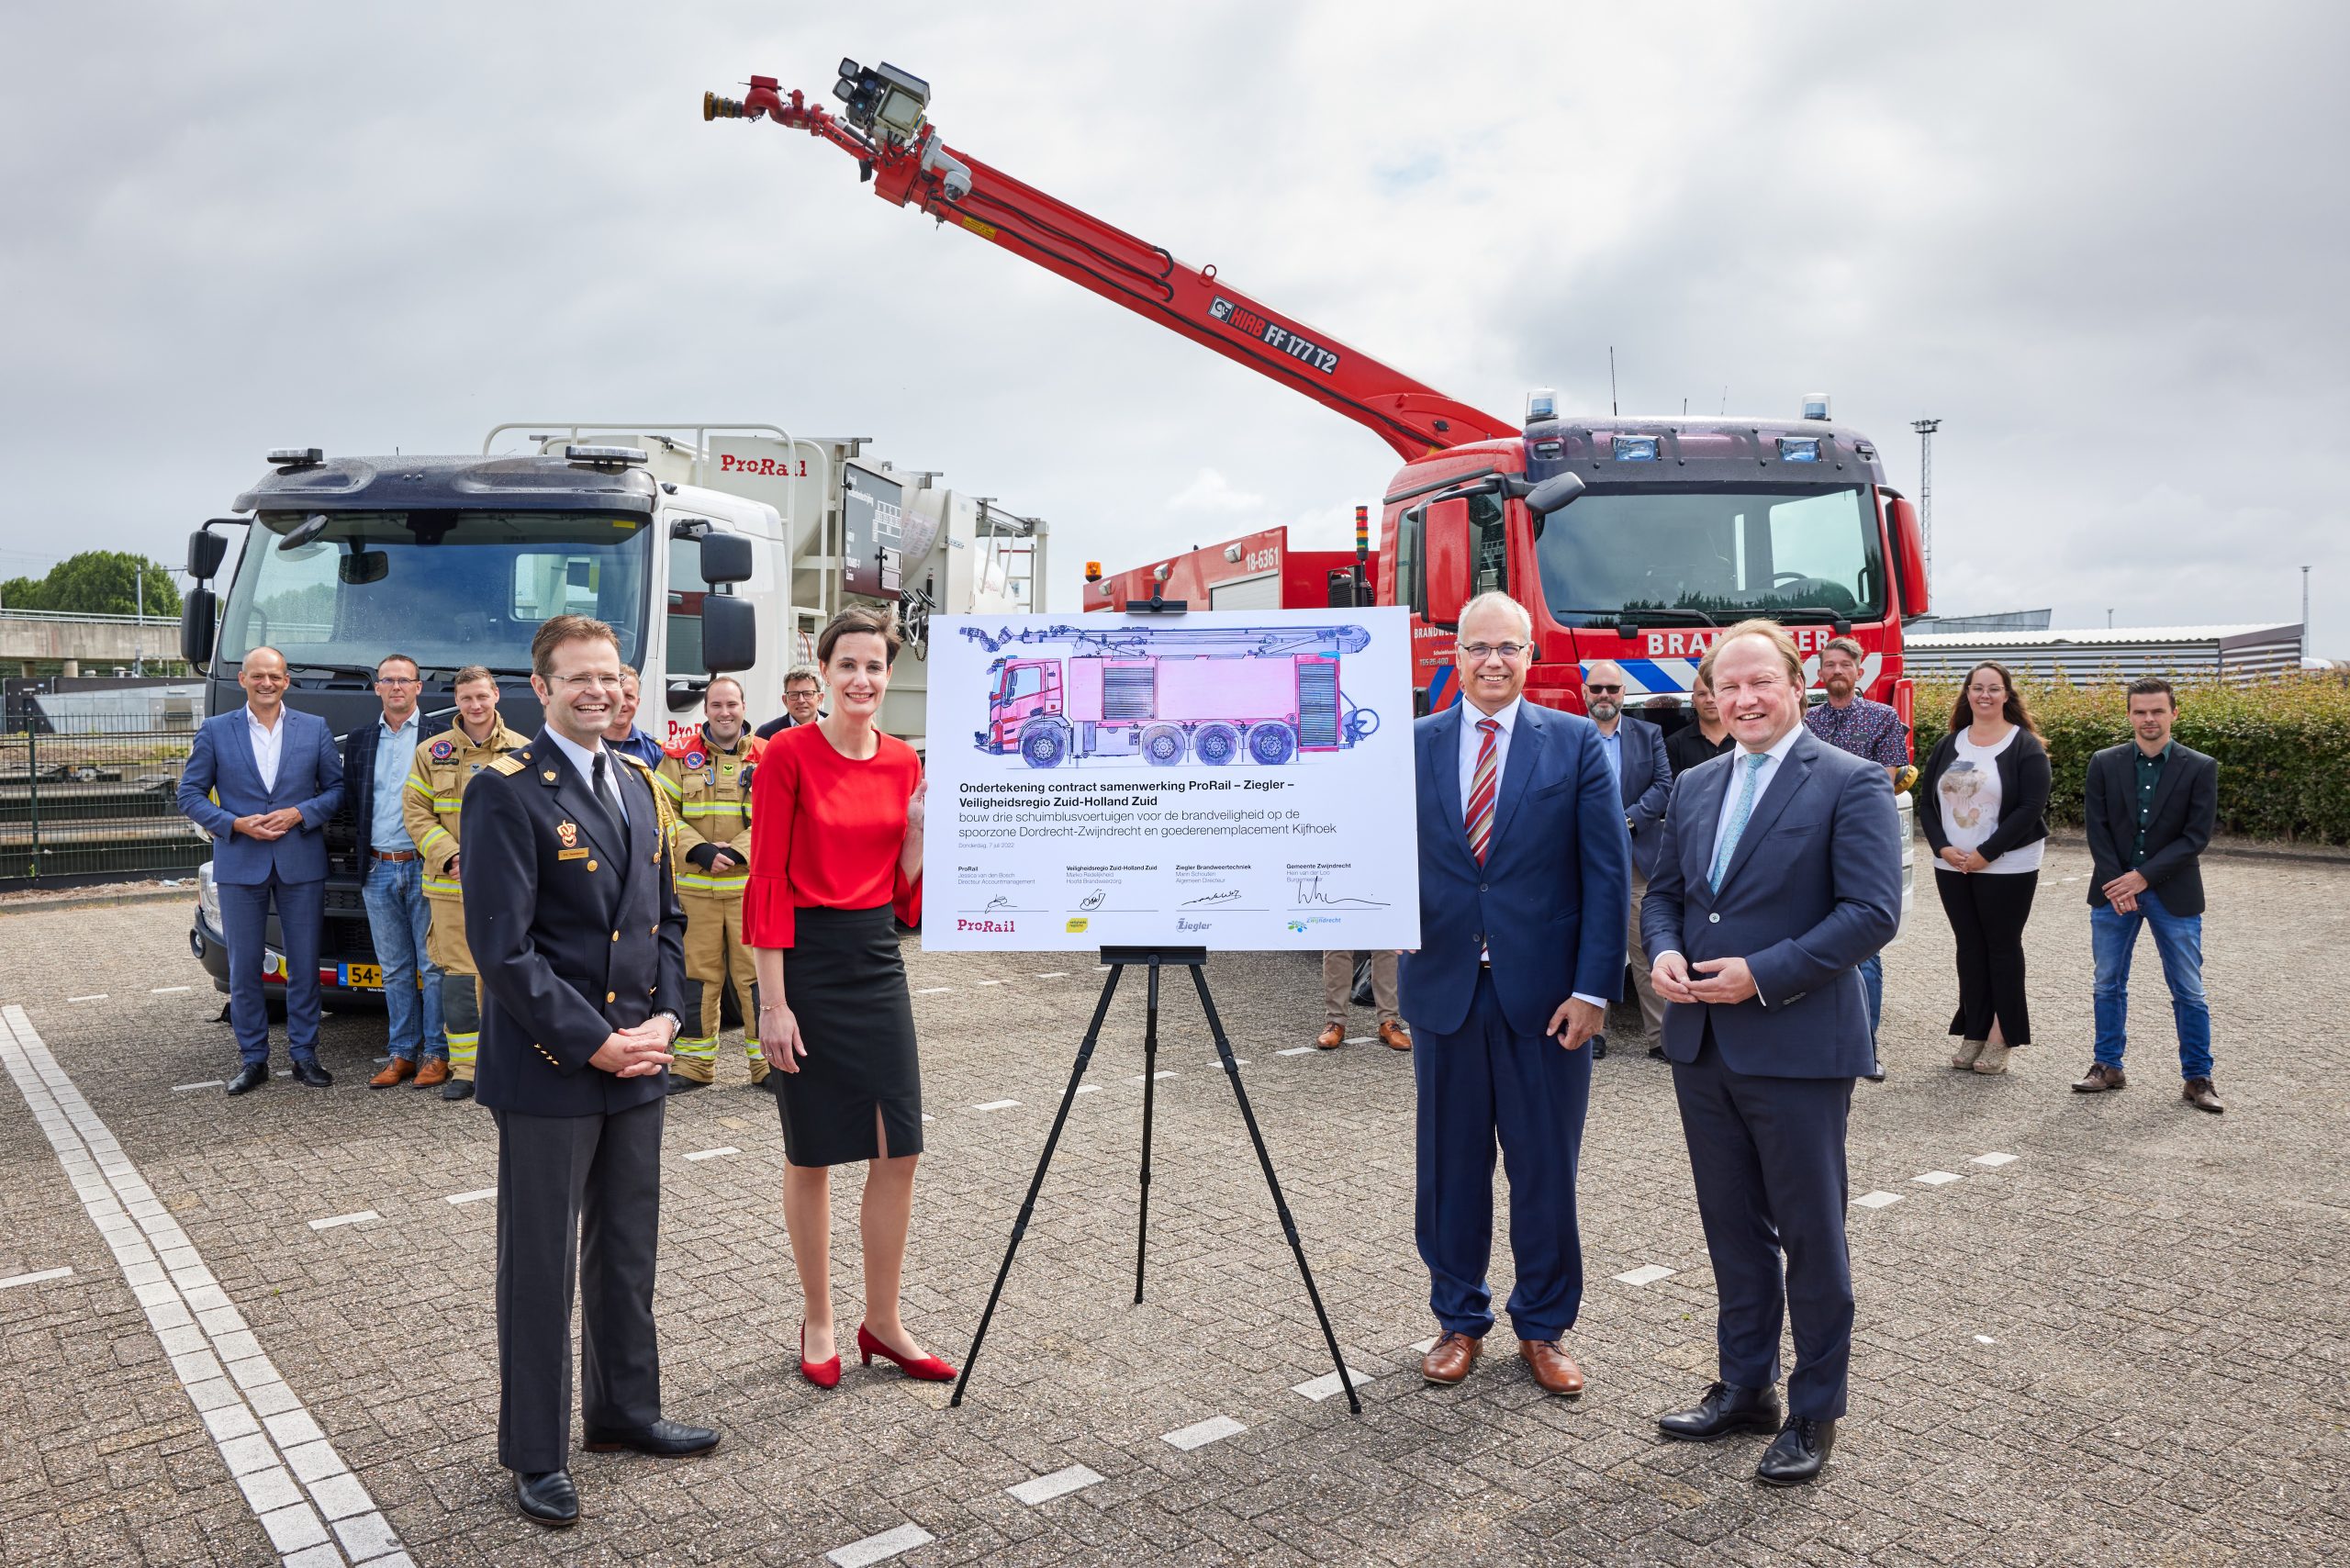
[1709, 753, 1770, 891]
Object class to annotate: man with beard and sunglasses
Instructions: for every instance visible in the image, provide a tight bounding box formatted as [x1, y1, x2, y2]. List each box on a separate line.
[1583, 660, 1673, 1061]
[1803, 636, 1910, 1081]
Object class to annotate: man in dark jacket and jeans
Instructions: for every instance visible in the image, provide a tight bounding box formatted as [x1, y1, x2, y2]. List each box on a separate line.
[2076, 678, 2222, 1112]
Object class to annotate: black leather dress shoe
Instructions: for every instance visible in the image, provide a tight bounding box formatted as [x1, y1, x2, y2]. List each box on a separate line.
[514, 1469, 577, 1527]
[582, 1418, 720, 1458]
[1754, 1416, 1836, 1485]
[1647, 1043, 1668, 1060]
[441, 1078, 475, 1102]
[1658, 1381, 1783, 1441]
[665, 1074, 708, 1096]
[1590, 1035, 1609, 1060]
[224, 1063, 269, 1097]
[289, 1058, 332, 1088]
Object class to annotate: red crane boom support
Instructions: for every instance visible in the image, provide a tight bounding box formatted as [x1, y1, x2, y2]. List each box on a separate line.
[707, 77, 1512, 461]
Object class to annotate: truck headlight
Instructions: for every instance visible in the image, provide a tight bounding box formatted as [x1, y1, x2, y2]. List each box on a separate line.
[196, 860, 221, 933]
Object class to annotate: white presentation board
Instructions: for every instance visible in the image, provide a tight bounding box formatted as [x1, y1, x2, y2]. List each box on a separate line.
[921, 609, 1422, 952]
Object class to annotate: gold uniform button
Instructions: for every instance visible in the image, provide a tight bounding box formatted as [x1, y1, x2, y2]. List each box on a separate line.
[586, 860, 598, 871]
[606, 991, 617, 1002]
[611, 930, 621, 942]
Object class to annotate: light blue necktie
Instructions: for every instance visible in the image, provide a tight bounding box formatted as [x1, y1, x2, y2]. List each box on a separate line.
[1709, 753, 1770, 891]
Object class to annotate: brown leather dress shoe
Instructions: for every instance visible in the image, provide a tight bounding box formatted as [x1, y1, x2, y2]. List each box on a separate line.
[1421, 1330, 1481, 1384]
[413, 1058, 450, 1090]
[2182, 1077, 2224, 1113]
[1315, 1024, 1346, 1050]
[2072, 1063, 2126, 1093]
[1378, 1021, 1412, 1051]
[1518, 1338, 1584, 1397]
[367, 1058, 416, 1090]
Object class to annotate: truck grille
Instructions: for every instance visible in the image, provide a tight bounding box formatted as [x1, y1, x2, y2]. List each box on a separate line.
[1298, 661, 1339, 747]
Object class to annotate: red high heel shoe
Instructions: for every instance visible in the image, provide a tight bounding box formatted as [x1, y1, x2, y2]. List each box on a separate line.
[856, 1322, 957, 1383]
[800, 1323, 841, 1389]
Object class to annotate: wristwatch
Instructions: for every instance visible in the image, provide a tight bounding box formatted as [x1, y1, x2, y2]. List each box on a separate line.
[650, 1010, 683, 1044]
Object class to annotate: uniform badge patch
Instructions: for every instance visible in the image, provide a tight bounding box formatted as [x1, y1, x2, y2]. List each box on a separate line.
[542, 769, 559, 782]
[557, 820, 578, 848]
[684, 749, 708, 770]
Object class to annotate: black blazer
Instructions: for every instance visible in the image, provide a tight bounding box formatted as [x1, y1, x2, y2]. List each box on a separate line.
[1919, 726, 2051, 867]
[2084, 741, 2218, 915]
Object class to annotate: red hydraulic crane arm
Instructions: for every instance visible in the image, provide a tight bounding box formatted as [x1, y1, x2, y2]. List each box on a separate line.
[707, 78, 1513, 460]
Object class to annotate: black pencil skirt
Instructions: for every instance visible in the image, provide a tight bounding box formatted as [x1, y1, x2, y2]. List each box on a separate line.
[773, 904, 923, 1167]
[1935, 868, 2038, 1045]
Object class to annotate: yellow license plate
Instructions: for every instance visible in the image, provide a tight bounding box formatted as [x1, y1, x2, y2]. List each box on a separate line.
[343, 964, 383, 990]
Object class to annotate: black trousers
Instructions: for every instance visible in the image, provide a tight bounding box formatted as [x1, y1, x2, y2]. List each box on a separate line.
[1934, 868, 2038, 1044]
[492, 1097, 665, 1472]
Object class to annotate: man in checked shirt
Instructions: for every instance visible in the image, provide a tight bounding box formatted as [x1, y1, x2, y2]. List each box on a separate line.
[1803, 637, 1910, 1081]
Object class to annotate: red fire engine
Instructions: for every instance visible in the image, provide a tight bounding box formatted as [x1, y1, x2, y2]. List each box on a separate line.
[705, 62, 1931, 734]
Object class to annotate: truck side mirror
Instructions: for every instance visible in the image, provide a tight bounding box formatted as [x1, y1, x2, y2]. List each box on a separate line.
[187, 527, 230, 579]
[1525, 472, 1585, 516]
[1887, 497, 1930, 617]
[699, 531, 754, 586]
[700, 594, 756, 673]
[1420, 497, 1472, 630]
[181, 587, 218, 672]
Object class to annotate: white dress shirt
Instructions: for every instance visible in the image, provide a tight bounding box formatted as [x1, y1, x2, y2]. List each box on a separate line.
[543, 727, 626, 826]
[1454, 697, 1605, 1013]
[1707, 721, 1805, 872]
[245, 704, 285, 793]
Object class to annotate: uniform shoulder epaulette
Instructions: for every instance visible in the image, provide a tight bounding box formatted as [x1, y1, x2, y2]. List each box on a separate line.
[487, 755, 526, 777]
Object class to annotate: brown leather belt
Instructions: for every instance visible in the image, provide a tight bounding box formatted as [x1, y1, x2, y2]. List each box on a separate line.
[370, 849, 420, 862]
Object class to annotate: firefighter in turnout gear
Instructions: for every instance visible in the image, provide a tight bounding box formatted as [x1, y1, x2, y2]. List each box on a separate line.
[404, 666, 531, 1102]
[655, 675, 766, 1091]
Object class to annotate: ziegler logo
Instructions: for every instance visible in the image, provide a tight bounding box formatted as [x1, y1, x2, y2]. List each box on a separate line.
[1176, 918, 1213, 933]
[1208, 297, 1340, 375]
[957, 918, 1017, 934]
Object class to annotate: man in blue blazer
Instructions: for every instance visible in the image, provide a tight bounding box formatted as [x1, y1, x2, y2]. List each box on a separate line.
[1583, 659, 1674, 1056]
[176, 646, 346, 1095]
[1402, 593, 1628, 1399]
[1641, 621, 1901, 1485]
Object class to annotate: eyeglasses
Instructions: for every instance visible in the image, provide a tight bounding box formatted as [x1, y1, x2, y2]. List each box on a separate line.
[1584, 683, 1622, 694]
[551, 673, 625, 692]
[1460, 643, 1528, 662]
[374, 677, 420, 688]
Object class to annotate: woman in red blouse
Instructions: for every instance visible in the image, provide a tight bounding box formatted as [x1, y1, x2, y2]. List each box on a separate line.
[746, 606, 953, 1388]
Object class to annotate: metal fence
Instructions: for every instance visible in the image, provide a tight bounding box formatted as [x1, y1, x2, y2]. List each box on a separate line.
[0, 722, 207, 886]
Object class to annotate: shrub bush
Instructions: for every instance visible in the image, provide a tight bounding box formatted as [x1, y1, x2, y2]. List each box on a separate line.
[1910, 673, 2350, 845]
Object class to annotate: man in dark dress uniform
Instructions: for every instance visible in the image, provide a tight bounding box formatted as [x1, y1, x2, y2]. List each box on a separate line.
[460, 614, 717, 1527]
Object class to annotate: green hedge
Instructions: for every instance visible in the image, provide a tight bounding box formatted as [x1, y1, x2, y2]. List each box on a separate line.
[1910, 673, 2350, 846]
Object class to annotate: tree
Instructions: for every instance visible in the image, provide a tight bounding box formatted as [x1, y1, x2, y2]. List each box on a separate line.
[1, 552, 180, 617]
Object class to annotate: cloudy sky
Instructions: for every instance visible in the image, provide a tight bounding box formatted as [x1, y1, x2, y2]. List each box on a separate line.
[5, 1, 2344, 654]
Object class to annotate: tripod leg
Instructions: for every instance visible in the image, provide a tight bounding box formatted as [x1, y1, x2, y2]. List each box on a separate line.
[951, 964, 1126, 1408]
[1190, 963, 1361, 1414]
[1136, 958, 1160, 1305]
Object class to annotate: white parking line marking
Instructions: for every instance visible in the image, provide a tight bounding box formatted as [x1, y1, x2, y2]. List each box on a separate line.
[1344, 1036, 1372, 1045]
[1853, 1191, 1902, 1209]
[1410, 1337, 1438, 1355]
[172, 1081, 226, 1093]
[1208, 1058, 1250, 1068]
[1074, 1085, 1102, 1096]
[1293, 1368, 1376, 1402]
[1008, 1463, 1103, 1505]
[0, 1266, 73, 1291]
[307, 1210, 379, 1231]
[1130, 1071, 1177, 1083]
[1914, 1171, 1964, 1186]
[0, 1005, 408, 1567]
[827, 1523, 934, 1567]
[684, 1147, 740, 1161]
[1975, 1335, 1999, 1345]
[1275, 1047, 1317, 1057]
[445, 1188, 496, 1205]
[1614, 1264, 1676, 1286]
[67, 993, 107, 1002]
[1163, 1415, 1247, 1450]
[974, 1099, 1021, 1112]
[149, 985, 193, 994]
[978, 979, 1007, 986]
[1971, 1151, 2019, 1167]
[914, 987, 954, 995]
[1033, 972, 1069, 980]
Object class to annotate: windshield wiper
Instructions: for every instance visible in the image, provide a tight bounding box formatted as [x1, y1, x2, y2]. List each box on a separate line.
[1769, 606, 1856, 633]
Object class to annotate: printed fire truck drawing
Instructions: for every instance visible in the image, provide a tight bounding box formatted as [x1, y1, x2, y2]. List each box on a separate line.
[962, 622, 1380, 769]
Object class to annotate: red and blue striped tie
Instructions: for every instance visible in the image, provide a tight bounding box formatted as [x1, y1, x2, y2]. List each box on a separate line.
[1465, 718, 1499, 864]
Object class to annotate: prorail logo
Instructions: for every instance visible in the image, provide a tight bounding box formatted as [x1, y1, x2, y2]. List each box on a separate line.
[957, 918, 1016, 934]
[1208, 297, 1340, 375]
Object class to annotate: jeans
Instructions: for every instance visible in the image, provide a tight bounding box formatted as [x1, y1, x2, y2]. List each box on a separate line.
[2091, 888, 2212, 1080]
[362, 857, 445, 1061]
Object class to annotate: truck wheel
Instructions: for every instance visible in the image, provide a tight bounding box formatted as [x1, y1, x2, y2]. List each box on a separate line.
[1019, 721, 1069, 768]
[1193, 722, 1241, 766]
[1247, 722, 1296, 766]
[1141, 723, 1187, 765]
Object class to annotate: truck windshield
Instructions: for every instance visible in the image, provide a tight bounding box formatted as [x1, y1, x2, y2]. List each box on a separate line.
[216, 510, 652, 676]
[1535, 484, 1885, 627]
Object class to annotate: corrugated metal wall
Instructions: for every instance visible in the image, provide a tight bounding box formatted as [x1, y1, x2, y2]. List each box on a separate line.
[1904, 632, 2304, 685]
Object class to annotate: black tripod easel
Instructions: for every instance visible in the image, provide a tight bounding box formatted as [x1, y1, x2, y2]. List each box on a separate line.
[951, 946, 1360, 1415]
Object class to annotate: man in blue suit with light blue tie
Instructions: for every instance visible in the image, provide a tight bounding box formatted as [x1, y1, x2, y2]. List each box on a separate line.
[1403, 592, 1628, 1399]
[1642, 620, 1901, 1485]
[177, 646, 345, 1096]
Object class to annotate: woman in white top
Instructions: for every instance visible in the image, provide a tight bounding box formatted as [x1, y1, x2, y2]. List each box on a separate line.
[1918, 662, 2052, 1076]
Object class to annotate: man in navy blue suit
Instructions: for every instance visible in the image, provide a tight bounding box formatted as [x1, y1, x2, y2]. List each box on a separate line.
[1642, 620, 1901, 1485]
[177, 645, 346, 1095]
[1402, 592, 1628, 1398]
